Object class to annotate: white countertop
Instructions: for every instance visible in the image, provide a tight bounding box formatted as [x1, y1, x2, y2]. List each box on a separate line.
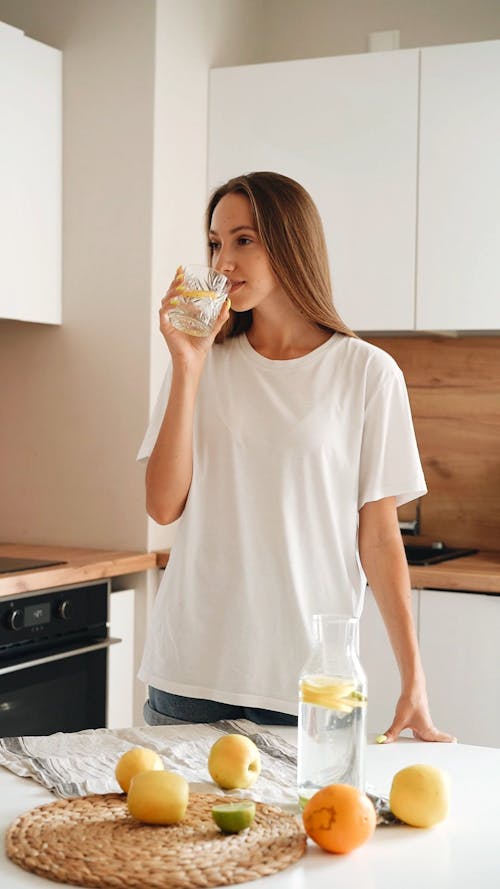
[1, 728, 499, 889]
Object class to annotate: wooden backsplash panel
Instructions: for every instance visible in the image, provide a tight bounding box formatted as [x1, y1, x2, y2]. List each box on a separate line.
[367, 336, 500, 551]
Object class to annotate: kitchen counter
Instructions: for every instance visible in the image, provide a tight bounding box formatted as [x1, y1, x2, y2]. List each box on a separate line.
[406, 548, 500, 593]
[4, 541, 497, 631]
[3, 545, 497, 598]
[1, 727, 499, 889]
[156, 549, 500, 594]
[0, 543, 157, 598]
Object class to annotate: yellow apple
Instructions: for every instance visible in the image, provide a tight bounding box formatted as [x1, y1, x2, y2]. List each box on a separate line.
[127, 770, 189, 824]
[390, 763, 450, 828]
[208, 733, 261, 790]
[115, 746, 163, 793]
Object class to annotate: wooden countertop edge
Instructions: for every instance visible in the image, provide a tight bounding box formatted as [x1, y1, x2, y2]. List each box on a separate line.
[0, 546, 157, 597]
[409, 566, 500, 593]
[155, 550, 500, 593]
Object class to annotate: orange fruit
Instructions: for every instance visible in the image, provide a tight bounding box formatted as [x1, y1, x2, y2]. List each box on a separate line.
[302, 784, 376, 854]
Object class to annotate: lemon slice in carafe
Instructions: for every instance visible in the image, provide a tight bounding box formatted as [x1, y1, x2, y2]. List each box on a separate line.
[300, 675, 366, 711]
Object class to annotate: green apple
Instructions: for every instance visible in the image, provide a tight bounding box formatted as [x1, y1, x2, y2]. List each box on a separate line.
[208, 734, 261, 790]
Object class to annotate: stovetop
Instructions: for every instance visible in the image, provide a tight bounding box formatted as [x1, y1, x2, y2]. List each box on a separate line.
[0, 556, 67, 575]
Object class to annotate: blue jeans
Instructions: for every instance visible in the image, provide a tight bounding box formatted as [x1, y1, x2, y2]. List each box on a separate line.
[144, 687, 298, 727]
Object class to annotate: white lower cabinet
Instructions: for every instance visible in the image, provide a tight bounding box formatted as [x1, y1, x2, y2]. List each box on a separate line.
[419, 589, 500, 747]
[107, 588, 136, 729]
[361, 586, 500, 747]
[359, 586, 420, 736]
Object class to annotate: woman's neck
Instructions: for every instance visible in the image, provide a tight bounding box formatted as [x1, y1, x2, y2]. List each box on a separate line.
[246, 312, 332, 360]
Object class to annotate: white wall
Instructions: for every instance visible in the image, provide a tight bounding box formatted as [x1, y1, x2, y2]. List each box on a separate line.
[260, 0, 500, 60]
[0, 0, 156, 550]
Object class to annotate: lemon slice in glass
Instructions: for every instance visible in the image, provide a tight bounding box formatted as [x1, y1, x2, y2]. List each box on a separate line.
[178, 288, 219, 299]
[211, 800, 256, 833]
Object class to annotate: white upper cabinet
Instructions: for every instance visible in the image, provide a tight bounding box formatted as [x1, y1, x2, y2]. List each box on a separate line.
[0, 22, 62, 324]
[417, 41, 500, 330]
[209, 40, 500, 332]
[209, 51, 419, 331]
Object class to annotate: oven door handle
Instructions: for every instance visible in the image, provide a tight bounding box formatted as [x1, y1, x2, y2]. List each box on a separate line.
[0, 637, 121, 676]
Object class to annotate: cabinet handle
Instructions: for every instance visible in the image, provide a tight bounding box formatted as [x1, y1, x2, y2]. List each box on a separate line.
[0, 637, 121, 676]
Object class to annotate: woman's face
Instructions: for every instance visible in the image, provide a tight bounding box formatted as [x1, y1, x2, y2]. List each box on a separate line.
[209, 193, 281, 312]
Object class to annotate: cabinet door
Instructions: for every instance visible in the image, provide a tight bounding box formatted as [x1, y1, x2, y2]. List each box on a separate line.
[209, 50, 419, 331]
[417, 40, 500, 330]
[419, 589, 500, 747]
[0, 23, 61, 324]
[359, 586, 420, 736]
[107, 589, 135, 729]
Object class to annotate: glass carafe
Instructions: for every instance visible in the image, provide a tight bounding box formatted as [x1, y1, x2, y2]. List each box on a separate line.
[297, 614, 367, 806]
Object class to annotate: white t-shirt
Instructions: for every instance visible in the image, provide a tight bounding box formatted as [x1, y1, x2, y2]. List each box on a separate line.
[137, 333, 426, 715]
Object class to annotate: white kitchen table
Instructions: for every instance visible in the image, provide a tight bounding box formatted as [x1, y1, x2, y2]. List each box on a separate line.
[1, 729, 499, 889]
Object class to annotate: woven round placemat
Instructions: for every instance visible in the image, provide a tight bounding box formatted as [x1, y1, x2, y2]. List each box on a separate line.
[6, 792, 307, 889]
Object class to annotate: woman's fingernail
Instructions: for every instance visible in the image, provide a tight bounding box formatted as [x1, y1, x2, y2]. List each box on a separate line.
[226, 297, 231, 310]
[375, 734, 388, 744]
[169, 297, 179, 306]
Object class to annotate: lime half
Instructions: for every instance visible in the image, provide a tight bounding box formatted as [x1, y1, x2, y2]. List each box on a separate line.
[211, 800, 256, 833]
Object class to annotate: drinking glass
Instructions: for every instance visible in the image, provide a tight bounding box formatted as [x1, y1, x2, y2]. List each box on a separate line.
[167, 264, 230, 337]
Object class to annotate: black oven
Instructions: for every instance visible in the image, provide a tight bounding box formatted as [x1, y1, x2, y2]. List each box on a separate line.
[0, 580, 118, 737]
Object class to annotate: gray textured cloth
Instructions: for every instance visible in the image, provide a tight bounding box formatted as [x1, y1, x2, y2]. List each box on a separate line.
[0, 720, 299, 807]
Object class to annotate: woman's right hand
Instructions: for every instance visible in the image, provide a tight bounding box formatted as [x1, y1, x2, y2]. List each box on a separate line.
[159, 268, 231, 368]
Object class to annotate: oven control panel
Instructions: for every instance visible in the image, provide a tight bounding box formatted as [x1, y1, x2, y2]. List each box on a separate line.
[0, 581, 108, 650]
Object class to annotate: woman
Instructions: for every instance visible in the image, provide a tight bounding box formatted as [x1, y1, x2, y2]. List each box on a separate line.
[137, 171, 454, 743]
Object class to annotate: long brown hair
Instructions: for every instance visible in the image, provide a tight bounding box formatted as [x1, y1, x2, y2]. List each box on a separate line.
[205, 171, 357, 341]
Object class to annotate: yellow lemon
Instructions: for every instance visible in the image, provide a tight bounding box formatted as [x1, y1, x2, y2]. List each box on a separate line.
[211, 801, 256, 833]
[127, 770, 189, 824]
[389, 764, 450, 828]
[115, 747, 163, 793]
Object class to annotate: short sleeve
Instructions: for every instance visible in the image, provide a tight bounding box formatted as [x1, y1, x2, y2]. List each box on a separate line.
[358, 365, 427, 510]
[136, 363, 172, 462]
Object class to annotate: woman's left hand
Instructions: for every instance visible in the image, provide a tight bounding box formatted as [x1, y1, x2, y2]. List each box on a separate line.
[382, 689, 457, 743]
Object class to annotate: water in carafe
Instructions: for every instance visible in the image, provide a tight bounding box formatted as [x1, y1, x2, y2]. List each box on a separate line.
[297, 614, 367, 806]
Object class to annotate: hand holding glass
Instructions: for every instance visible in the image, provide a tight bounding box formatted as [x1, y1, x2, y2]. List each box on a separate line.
[167, 265, 230, 337]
